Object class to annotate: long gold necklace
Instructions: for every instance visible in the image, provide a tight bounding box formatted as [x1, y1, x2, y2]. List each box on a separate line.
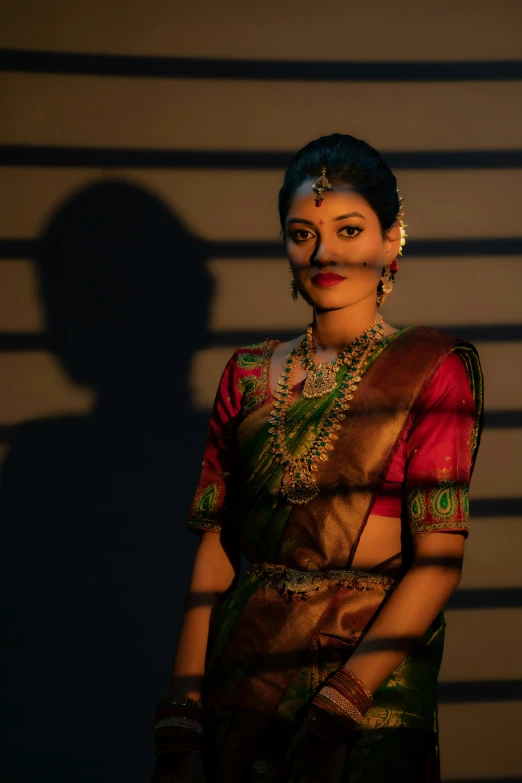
[301, 316, 384, 398]
[268, 320, 384, 505]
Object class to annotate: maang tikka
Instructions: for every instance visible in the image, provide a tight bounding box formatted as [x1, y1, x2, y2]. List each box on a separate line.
[312, 166, 332, 207]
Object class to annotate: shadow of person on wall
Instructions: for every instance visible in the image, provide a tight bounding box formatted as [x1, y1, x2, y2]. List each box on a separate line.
[0, 180, 213, 783]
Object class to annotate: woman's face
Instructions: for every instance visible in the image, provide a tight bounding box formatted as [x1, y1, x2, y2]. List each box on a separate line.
[284, 181, 400, 312]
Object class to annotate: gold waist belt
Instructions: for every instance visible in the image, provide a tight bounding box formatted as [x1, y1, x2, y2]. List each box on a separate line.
[248, 562, 397, 602]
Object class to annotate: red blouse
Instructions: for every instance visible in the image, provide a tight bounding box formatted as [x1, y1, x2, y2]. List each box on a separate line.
[188, 342, 476, 538]
[370, 351, 475, 534]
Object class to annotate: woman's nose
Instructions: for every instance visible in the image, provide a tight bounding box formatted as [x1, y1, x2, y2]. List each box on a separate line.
[312, 237, 337, 264]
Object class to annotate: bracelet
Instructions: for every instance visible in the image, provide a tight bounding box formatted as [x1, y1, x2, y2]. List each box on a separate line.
[310, 668, 373, 731]
[315, 687, 364, 725]
[326, 668, 373, 715]
[341, 668, 373, 704]
[154, 695, 205, 757]
[154, 717, 204, 735]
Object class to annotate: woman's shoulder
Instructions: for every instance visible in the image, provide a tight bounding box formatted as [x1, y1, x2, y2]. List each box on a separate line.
[418, 347, 479, 412]
[231, 338, 280, 367]
[404, 324, 477, 351]
[394, 325, 481, 405]
[219, 339, 282, 387]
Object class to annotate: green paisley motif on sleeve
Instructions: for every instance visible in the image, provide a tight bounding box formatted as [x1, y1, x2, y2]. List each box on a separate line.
[238, 375, 262, 409]
[236, 352, 263, 370]
[428, 483, 458, 521]
[408, 488, 426, 525]
[194, 482, 221, 517]
[459, 483, 470, 517]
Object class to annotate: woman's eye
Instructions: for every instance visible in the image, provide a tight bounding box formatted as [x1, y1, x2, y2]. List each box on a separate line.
[291, 229, 314, 242]
[339, 225, 363, 238]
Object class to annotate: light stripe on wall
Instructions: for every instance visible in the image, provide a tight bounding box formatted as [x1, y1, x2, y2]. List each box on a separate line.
[3, 72, 522, 152]
[1, 168, 522, 241]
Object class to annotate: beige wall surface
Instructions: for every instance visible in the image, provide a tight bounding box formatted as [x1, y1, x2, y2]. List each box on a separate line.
[2, 2, 522, 781]
[2, 0, 522, 60]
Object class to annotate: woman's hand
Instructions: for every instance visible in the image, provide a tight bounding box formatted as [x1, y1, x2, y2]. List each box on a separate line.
[156, 751, 206, 783]
[276, 720, 348, 783]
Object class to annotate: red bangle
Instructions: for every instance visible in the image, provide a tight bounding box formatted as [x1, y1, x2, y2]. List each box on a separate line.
[327, 668, 373, 714]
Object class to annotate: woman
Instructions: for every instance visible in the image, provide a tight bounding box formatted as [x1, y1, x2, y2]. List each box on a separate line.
[154, 134, 484, 783]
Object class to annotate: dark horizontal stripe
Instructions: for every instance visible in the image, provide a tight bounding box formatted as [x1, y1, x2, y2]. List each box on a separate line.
[448, 588, 522, 610]
[472, 498, 522, 517]
[0, 239, 39, 259]
[212, 325, 522, 344]
[2, 144, 522, 171]
[211, 238, 522, 258]
[438, 679, 522, 703]
[0, 330, 257, 355]
[484, 411, 522, 428]
[2, 237, 522, 261]
[3, 48, 522, 82]
[0, 333, 49, 351]
[2, 326, 522, 354]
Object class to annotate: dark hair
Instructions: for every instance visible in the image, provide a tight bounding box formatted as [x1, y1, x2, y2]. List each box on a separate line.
[278, 133, 400, 234]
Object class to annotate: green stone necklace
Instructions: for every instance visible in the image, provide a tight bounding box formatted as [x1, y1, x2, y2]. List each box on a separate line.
[268, 319, 384, 505]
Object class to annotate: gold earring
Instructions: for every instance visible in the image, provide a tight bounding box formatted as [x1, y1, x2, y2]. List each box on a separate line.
[377, 265, 394, 308]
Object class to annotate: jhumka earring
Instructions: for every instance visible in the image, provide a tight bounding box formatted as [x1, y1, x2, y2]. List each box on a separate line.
[377, 193, 407, 308]
[312, 166, 332, 207]
[376, 264, 395, 308]
[289, 266, 299, 300]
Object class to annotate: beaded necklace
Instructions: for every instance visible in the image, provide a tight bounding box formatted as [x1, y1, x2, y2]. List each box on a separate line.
[268, 319, 384, 505]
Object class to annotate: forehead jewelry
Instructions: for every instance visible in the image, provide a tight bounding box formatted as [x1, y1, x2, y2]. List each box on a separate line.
[312, 166, 332, 207]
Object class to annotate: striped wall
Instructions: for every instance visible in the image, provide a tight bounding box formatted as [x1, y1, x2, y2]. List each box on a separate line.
[2, 1, 522, 780]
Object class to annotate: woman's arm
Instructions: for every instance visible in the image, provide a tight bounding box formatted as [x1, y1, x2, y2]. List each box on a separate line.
[167, 531, 238, 702]
[343, 530, 464, 691]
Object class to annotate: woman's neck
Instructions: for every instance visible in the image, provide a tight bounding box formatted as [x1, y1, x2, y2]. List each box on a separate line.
[312, 304, 387, 352]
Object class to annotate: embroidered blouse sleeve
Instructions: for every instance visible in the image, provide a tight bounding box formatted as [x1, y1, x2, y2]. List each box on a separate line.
[405, 351, 479, 537]
[187, 351, 242, 534]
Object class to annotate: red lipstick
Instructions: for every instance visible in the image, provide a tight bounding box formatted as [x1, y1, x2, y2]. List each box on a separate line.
[312, 272, 346, 288]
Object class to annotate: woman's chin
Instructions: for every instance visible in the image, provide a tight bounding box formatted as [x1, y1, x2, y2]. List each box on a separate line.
[302, 289, 355, 310]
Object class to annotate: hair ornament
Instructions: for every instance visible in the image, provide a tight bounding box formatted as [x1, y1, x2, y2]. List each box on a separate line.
[312, 166, 332, 207]
[397, 193, 407, 256]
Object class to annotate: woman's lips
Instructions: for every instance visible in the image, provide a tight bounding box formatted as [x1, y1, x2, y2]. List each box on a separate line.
[312, 272, 346, 288]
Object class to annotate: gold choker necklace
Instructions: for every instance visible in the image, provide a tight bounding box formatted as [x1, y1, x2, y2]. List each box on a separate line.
[301, 317, 384, 399]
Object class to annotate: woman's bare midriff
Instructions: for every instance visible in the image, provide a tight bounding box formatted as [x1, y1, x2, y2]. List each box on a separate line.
[350, 514, 402, 572]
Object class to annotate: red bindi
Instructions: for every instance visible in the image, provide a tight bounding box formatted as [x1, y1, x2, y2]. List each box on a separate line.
[318, 220, 324, 226]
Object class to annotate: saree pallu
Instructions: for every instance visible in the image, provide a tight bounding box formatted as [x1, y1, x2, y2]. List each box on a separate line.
[188, 327, 484, 783]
